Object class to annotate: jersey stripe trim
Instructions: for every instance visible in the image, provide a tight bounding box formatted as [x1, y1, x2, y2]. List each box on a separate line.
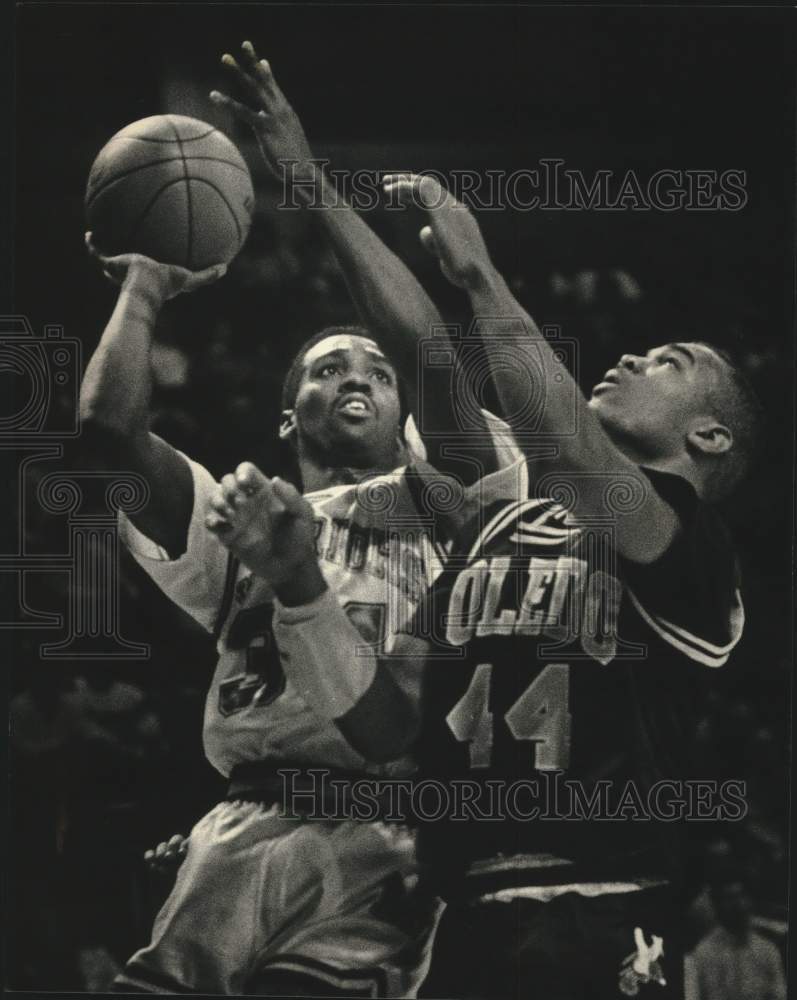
[510, 531, 569, 547]
[212, 552, 239, 640]
[468, 498, 558, 560]
[627, 587, 744, 667]
[479, 880, 667, 904]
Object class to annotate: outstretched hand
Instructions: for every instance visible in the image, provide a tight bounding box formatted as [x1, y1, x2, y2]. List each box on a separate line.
[205, 462, 325, 604]
[210, 40, 315, 185]
[381, 174, 493, 291]
[85, 233, 226, 302]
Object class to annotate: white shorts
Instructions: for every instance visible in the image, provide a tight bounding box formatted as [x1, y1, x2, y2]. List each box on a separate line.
[114, 800, 443, 996]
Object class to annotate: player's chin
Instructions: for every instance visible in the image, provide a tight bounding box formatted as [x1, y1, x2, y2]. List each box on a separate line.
[330, 423, 393, 462]
[329, 411, 381, 441]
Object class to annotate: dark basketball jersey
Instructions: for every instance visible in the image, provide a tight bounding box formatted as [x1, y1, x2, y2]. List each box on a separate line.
[413, 464, 744, 899]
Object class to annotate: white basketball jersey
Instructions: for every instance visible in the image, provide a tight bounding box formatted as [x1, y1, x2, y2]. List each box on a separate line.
[120, 456, 456, 778]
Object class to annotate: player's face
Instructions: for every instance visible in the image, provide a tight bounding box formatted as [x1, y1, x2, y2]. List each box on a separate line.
[291, 335, 403, 466]
[587, 342, 722, 458]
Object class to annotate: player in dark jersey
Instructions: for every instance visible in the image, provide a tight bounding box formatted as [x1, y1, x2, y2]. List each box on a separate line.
[260, 174, 760, 998]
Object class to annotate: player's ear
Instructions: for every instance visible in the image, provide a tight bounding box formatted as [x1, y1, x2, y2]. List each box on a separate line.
[279, 409, 296, 442]
[687, 418, 733, 457]
[401, 415, 426, 462]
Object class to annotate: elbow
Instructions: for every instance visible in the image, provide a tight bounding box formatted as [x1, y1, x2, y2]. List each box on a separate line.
[338, 703, 420, 765]
[77, 403, 141, 465]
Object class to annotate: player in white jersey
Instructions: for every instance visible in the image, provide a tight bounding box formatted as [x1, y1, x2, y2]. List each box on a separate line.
[83, 318, 455, 995]
[105, 333, 452, 997]
[77, 43, 516, 997]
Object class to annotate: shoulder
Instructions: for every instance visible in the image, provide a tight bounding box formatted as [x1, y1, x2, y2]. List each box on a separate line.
[693, 927, 727, 959]
[750, 932, 783, 963]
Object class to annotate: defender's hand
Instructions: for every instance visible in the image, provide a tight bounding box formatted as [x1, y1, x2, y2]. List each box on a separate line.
[382, 174, 493, 291]
[85, 233, 226, 302]
[205, 462, 325, 604]
[144, 834, 188, 874]
[210, 41, 315, 186]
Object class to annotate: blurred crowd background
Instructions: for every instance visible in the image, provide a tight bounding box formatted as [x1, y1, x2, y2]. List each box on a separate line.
[7, 5, 791, 993]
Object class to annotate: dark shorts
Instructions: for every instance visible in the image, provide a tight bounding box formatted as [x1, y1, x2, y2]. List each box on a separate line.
[420, 884, 684, 1000]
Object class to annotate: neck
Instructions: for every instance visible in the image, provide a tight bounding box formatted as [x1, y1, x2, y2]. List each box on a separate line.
[607, 428, 706, 499]
[299, 457, 402, 493]
[722, 925, 751, 946]
[295, 434, 407, 493]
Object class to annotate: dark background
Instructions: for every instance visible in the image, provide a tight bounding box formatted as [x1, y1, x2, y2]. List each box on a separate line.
[6, 4, 793, 991]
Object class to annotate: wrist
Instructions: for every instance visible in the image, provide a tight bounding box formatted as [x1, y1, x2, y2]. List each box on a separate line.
[279, 157, 325, 204]
[274, 559, 327, 607]
[122, 265, 168, 312]
[465, 261, 505, 300]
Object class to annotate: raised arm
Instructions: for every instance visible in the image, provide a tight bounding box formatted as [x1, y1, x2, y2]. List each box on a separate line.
[383, 174, 681, 563]
[79, 240, 225, 554]
[210, 41, 497, 479]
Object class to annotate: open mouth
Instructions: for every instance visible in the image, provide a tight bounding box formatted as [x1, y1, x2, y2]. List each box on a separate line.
[592, 369, 621, 394]
[336, 394, 372, 418]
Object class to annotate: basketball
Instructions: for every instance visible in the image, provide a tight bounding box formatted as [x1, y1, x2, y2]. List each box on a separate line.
[85, 114, 255, 270]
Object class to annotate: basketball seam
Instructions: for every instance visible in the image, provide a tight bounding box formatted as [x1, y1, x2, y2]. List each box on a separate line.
[113, 127, 218, 144]
[126, 176, 191, 252]
[168, 117, 193, 269]
[86, 157, 249, 210]
[188, 177, 244, 246]
[124, 177, 244, 263]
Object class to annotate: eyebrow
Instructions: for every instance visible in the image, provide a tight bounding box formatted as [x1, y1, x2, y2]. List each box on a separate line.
[308, 348, 393, 368]
[652, 343, 696, 366]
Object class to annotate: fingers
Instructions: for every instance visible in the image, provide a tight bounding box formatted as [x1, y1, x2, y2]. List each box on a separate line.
[220, 472, 242, 507]
[167, 833, 187, 854]
[382, 176, 417, 208]
[239, 40, 277, 95]
[382, 173, 460, 211]
[209, 89, 267, 127]
[234, 461, 268, 497]
[219, 464, 267, 505]
[205, 510, 232, 535]
[419, 225, 441, 258]
[182, 261, 227, 294]
[84, 231, 118, 280]
[220, 50, 263, 106]
[207, 482, 236, 525]
[85, 231, 100, 258]
[271, 476, 306, 516]
[205, 462, 270, 532]
[145, 834, 187, 871]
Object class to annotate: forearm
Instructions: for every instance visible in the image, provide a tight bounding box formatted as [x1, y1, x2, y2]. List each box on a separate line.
[468, 265, 680, 560]
[79, 269, 162, 444]
[311, 167, 442, 368]
[468, 266, 618, 468]
[272, 587, 418, 763]
[315, 167, 497, 473]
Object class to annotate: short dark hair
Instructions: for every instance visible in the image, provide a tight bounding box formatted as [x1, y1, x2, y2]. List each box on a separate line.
[698, 343, 764, 501]
[280, 325, 410, 424]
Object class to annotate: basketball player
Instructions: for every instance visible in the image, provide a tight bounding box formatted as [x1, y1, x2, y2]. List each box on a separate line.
[227, 174, 759, 998]
[77, 57, 507, 994]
